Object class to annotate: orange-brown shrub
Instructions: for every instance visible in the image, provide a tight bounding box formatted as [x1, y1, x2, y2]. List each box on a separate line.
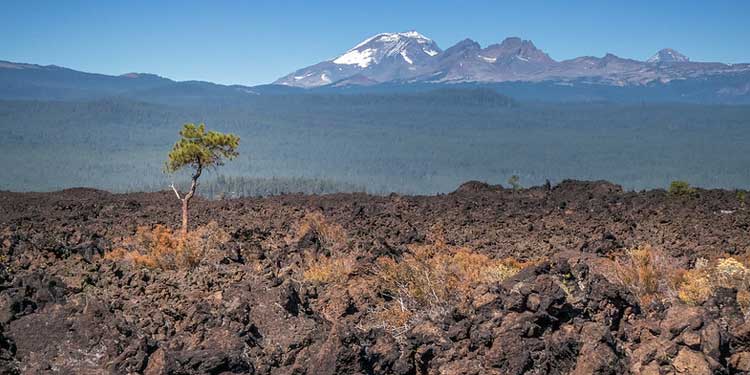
[371, 240, 527, 332]
[615, 244, 750, 313]
[677, 260, 712, 306]
[614, 244, 683, 306]
[105, 222, 229, 270]
[677, 257, 750, 312]
[303, 255, 357, 284]
[294, 211, 347, 252]
[296, 211, 355, 283]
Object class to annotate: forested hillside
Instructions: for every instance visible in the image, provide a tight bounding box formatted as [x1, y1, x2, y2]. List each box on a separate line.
[1, 90, 749, 194]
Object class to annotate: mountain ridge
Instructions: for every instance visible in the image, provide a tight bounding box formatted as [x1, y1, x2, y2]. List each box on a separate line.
[274, 31, 750, 89]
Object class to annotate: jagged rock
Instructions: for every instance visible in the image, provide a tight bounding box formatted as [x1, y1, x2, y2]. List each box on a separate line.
[0, 184, 748, 373]
[672, 348, 711, 374]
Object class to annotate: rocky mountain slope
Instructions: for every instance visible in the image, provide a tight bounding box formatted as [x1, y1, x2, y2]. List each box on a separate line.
[1, 180, 750, 373]
[274, 31, 750, 88]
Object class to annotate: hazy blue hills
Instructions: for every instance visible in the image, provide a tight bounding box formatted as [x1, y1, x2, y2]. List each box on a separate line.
[1, 55, 749, 195]
[2, 53, 750, 104]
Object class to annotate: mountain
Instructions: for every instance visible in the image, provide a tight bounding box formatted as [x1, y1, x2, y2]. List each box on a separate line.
[274, 31, 750, 89]
[3, 40, 750, 105]
[274, 31, 442, 88]
[647, 48, 690, 63]
[0, 60, 279, 104]
[0, 60, 173, 100]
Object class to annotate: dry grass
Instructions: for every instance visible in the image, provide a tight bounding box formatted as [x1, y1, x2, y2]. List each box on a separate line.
[105, 222, 229, 270]
[300, 228, 531, 335]
[677, 256, 750, 313]
[294, 211, 347, 252]
[677, 268, 712, 305]
[296, 211, 356, 283]
[303, 255, 357, 284]
[614, 244, 683, 306]
[371, 239, 527, 333]
[615, 244, 750, 314]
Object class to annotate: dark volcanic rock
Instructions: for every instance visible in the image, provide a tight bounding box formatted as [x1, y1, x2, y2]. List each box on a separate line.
[0, 181, 748, 373]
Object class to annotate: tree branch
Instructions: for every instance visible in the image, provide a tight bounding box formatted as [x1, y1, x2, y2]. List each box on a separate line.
[169, 183, 182, 200]
[183, 164, 202, 203]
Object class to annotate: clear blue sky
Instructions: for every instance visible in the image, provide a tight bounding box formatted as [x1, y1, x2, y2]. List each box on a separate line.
[2, 0, 749, 85]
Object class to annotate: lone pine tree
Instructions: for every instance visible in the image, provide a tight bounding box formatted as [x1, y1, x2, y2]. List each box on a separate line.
[165, 123, 239, 235]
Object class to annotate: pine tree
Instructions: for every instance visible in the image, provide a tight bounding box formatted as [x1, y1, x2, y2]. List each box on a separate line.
[165, 123, 239, 235]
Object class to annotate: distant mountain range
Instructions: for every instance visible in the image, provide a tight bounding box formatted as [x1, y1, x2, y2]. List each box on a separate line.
[2, 31, 750, 104]
[275, 30, 750, 90]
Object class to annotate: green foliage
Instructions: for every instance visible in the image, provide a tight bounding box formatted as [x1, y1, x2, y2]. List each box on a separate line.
[738, 190, 747, 205]
[165, 123, 239, 173]
[507, 175, 521, 191]
[668, 180, 697, 198]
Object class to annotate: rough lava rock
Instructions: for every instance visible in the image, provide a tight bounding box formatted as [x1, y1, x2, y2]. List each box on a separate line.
[0, 180, 748, 373]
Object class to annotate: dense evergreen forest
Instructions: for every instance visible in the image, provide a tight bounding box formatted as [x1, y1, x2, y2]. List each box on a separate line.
[1, 89, 749, 195]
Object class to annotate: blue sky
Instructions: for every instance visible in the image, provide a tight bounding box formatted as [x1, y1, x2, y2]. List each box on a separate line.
[2, 0, 749, 85]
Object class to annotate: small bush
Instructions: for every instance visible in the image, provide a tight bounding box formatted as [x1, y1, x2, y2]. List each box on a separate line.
[668, 180, 696, 198]
[615, 245, 683, 306]
[677, 268, 712, 305]
[371, 240, 527, 332]
[303, 255, 357, 284]
[738, 190, 747, 205]
[105, 222, 229, 270]
[676, 257, 750, 313]
[294, 211, 347, 252]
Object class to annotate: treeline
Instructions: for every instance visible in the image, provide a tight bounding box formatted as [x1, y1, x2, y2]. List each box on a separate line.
[136, 175, 367, 198]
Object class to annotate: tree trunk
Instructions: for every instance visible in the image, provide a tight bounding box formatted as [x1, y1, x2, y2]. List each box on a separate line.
[180, 165, 202, 237]
[181, 198, 189, 237]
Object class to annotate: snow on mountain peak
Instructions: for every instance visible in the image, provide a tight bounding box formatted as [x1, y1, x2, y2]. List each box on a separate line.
[647, 48, 689, 63]
[333, 31, 440, 68]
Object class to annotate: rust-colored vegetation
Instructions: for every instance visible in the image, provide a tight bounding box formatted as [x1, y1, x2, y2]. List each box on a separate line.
[614, 244, 750, 314]
[105, 222, 229, 270]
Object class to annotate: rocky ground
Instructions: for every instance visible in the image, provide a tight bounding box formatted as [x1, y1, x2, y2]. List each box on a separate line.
[1, 180, 749, 374]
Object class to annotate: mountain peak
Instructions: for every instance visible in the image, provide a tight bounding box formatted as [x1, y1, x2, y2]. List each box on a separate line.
[450, 38, 481, 50]
[331, 30, 440, 68]
[647, 48, 689, 63]
[483, 37, 554, 64]
[498, 37, 524, 48]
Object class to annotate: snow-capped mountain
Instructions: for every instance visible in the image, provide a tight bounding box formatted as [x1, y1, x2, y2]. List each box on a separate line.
[274, 31, 750, 88]
[274, 31, 441, 88]
[332, 31, 440, 67]
[647, 48, 690, 63]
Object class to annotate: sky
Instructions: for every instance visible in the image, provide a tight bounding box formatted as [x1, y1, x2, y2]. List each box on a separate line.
[2, 0, 749, 86]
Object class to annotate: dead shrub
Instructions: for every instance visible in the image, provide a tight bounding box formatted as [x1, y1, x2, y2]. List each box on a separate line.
[677, 256, 750, 313]
[295, 211, 356, 283]
[105, 221, 229, 270]
[371, 240, 526, 333]
[677, 268, 712, 305]
[614, 244, 683, 306]
[294, 211, 347, 251]
[303, 255, 357, 284]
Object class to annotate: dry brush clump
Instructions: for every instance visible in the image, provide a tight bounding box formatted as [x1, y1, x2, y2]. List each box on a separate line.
[677, 257, 750, 312]
[614, 244, 683, 306]
[303, 255, 358, 284]
[615, 244, 750, 314]
[294, 211, 348, 253]
[296, 211, 357, 284]
[370, 239, 527, 334]
[105, 221, 229, 270]
[297, 222, 531, 335]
